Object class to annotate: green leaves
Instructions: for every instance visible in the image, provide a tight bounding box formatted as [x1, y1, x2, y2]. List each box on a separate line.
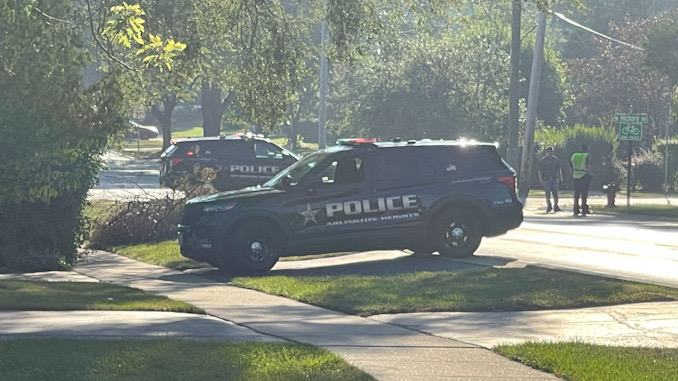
[643, 12, 678, 86]
[103, 2, 186, 72]
[136, 34, 187, 71]
[104, 2, 146, 48]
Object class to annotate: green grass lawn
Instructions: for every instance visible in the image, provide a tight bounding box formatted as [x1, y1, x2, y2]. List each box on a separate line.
[112, 240, 678, 317]
[596, 204, 678, 219]
[112, 240, 351, 271]
[495, 342, 678, 381]
[0, 339, 373, 381]
[0, 279, 203, 313]
[172, 126, 206, 138]
[231, 267, 678, 316]
[114, 241, 208, 271]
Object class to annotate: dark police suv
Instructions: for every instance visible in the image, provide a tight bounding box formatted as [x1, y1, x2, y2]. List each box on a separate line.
[159, 133, 299, 191]
[178, 138, 523, 274]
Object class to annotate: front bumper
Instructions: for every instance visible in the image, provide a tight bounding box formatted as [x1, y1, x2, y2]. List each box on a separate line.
[178, 224, 220, 264]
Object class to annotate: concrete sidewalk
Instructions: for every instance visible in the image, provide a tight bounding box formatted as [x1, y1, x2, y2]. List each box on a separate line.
[1, 251, 555, 380]
[3, 251, 678, 380]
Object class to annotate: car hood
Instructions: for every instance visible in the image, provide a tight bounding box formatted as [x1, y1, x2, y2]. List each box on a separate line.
[186, 186, 282, 205]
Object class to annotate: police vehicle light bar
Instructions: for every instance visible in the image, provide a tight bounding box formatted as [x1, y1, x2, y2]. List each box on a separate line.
[235, 132, 265, 140]
[337, 138, 377, 146]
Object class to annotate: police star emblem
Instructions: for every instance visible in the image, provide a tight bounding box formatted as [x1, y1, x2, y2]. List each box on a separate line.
[300, 203, 320, 225]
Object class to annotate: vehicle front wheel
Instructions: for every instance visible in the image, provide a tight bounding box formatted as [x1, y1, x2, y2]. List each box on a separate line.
[223, 222, 281, 275]
[432, 208, 482, 258]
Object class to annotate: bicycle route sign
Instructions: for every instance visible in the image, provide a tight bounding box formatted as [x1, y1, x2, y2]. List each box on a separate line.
[614, 113, 646, 141]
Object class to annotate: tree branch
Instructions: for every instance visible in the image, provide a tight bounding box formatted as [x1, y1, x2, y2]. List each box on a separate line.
[85, 0, 136, 71]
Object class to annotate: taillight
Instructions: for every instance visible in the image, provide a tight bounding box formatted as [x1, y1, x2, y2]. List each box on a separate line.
[171, 158, 184, 167]
[497, 175, 516, 193]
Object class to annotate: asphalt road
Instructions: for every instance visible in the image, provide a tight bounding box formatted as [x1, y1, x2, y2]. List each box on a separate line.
[477, 198, 678, 288]
[89, 150, 176, 200]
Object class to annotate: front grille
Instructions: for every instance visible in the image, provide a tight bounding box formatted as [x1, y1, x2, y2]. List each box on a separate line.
[180, 204, 205, 225]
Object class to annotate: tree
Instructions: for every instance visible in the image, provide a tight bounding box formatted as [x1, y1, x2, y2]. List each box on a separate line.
[567, 13, 674, 143]
[644, 11, 678, 87]
[101, 0, 198, 151]
[329, 18, 513, 142]
[190, 0, 311, 137]
[0, 0, 128, 269]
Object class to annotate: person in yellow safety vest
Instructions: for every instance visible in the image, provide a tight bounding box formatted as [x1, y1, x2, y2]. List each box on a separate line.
[570, 143, 593, 217]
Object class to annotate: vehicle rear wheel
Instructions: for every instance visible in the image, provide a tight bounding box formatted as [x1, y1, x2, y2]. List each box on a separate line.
[223, 222, 281, 274]
[432, 208, 482, 258]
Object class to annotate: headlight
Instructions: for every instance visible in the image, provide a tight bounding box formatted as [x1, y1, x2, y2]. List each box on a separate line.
[203, 204, 236, 213]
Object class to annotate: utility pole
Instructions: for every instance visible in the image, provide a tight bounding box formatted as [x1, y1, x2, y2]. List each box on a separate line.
[507, 0, 522, 169]
[518, 11, 547, 204]
[665, 102, 672, 193]
[317, 19, 328, 150]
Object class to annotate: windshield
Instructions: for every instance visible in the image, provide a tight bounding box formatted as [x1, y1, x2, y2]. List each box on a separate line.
[263, 151, 334, 188]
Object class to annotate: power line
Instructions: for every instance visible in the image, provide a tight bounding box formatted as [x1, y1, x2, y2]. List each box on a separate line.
[551, 11, 643, 51]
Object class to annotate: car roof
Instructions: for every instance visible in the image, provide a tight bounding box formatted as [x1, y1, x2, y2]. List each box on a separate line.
[334, 138, 499, 150]
[170, 133, 273, 145]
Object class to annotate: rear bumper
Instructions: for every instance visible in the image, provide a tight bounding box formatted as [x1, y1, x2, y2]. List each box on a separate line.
[484, 203, 523, 237]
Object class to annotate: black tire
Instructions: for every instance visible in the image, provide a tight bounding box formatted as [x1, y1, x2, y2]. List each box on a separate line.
[432, 208, 482, 258]
[223, 222, 281, 274]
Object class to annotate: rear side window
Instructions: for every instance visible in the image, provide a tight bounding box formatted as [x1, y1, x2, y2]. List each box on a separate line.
[219, 141, 255, 159]
[434, 146, 507, 172]
[254, 142, 284, 159]
[174, 142, 202, 158]
[173, 140, 255, 160]
[376, 149, 435, 181]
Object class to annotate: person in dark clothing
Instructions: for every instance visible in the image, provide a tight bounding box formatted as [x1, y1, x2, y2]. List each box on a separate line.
[538, 146, 563, 213]
[570, 143, 593, 217]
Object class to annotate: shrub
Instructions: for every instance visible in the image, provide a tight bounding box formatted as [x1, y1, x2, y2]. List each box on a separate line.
[616, 148, 665, 192]
[87, 196, 184, 248]
[654, 139, 678, 191]
[87, 171, 217, 249]
[0, 192, 87, 271]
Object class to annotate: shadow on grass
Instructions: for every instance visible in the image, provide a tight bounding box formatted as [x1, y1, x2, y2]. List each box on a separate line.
[201, 254, 519, 283]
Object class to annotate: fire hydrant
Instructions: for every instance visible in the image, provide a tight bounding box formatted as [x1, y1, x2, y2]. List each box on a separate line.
[602, 183, 617, 208]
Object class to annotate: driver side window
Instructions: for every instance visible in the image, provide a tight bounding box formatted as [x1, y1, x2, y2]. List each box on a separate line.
[312, 156, 365, 185]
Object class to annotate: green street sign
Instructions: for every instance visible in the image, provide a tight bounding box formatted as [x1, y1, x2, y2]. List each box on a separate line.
[614, 113, 648, 123]
[618, 123, 643, 141]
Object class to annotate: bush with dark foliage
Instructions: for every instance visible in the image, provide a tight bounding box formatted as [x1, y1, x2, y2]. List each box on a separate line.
[87, 171, 217, 250]
[87, 196, 184, 249]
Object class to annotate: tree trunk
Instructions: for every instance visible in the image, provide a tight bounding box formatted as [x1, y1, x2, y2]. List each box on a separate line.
[507, 0, 522, 169]
[152, 94, 177, 152]
[201, 82, 233, 137]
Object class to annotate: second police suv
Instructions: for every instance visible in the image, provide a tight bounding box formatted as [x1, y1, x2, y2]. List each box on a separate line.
[178, 138, 524, 274]
[160, 133, 299, 192]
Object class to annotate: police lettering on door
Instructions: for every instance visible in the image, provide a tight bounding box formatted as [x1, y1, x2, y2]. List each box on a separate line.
[327, 195, 418, 217]
[229, 164, 280, 178]
[299, 195, 420, 226]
